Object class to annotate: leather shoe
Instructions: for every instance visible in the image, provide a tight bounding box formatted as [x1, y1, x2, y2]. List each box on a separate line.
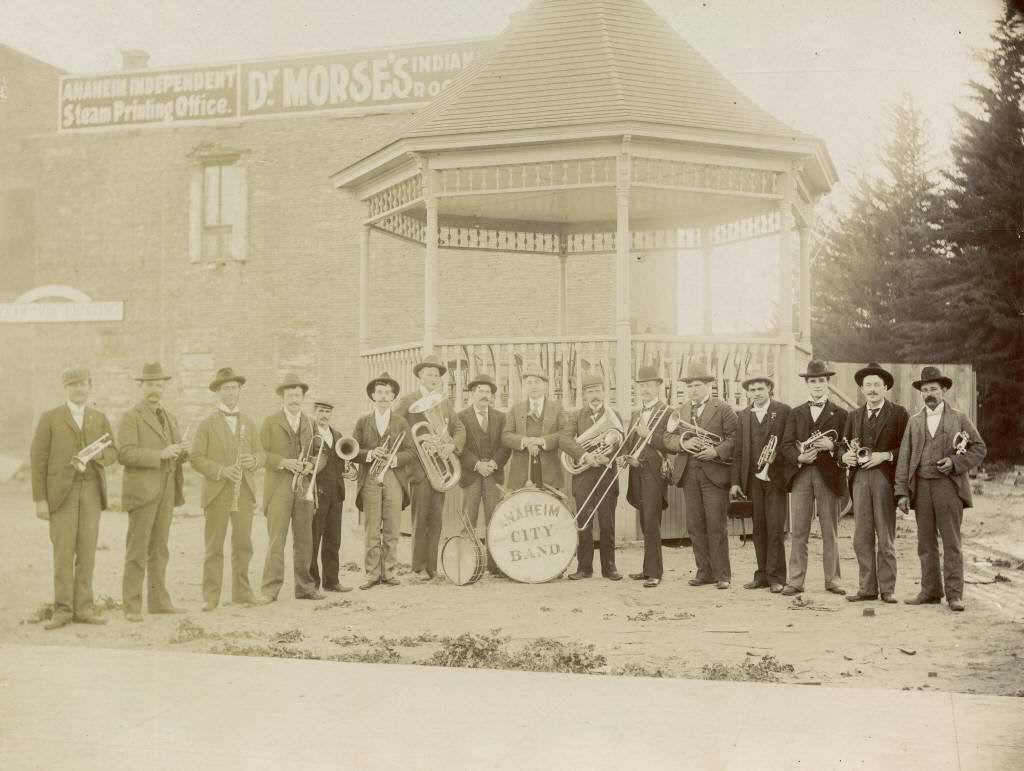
[297, 591, 325, 600]
[124, 612, 144, 622]
[382, 577, 400, 586]
[324, 584, 353, 593]
[688, 578, 712, 587]
[359, 579, 380, 590]
[568, 570, 592, 580]
[628, 572, 648, 581]
[948, 599, 965, 612]
[781, 586, 802, 596]
[846, 593, 878, 602]
[880, 593, 897, 604]
[769, 583, 784, 593]
[604, 571, 623, 581]
[201, 603, 217, 612]
[44, 615, 71, 630]
[643, 578, 661, 588]
[151, 606, 188, 614]
[75, 615, 108, 625]
[716, 581, 730, 590]
[904, 594, 941, 605]
[825, 586, 847, 596]
[743, 580, 768, 590]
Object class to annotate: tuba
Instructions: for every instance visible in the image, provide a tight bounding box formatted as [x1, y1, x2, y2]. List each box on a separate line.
[408, 392, 461, 492]
[561, 409, 625, 475]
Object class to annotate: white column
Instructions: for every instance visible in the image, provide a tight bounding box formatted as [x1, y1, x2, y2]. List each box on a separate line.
[424, 193, 439, 355]
[798, 225, 812, 342]
[701, 225, 714, 336]
[778, 172, 796, 400]
[359, 226, 370, 351]
[615, 165, 632, 416]
[558, 252, 569, 335]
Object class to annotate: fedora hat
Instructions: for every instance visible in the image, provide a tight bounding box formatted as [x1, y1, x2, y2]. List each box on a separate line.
[275, 373, 309, 396]
[413, 354, 447, 378]
[798, 360, 836, 379]
[741, 373, 774, 391]
[135, 362, 172, 382]
[467, 373, 498, 394]
[62, 367, 91, 387]
[581, 374, 604, 390]
[854, 362, 894, 390]
[209, 367, 246, 391]
[634, 365, 663, 383]
[680, 361, 715, 383]
[521, 365, 549, 382]
[366, 372, 401, 398]
[912, 365, 952, 391]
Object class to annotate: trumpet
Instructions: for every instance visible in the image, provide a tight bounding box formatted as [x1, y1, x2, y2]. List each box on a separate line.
[561, 409, 625, 475]
[71, 433, 112, 473]
[408, 392, 461, 492]
[837, 437, 872, 467]
[370, 431, 406, 483]
[754, 435, 778, 481]
[953, 431, 970, 456]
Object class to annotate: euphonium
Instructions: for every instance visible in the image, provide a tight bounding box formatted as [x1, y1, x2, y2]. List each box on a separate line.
[798, 429, 838, 455]
[408, 392, 461, 492]
[71, 432, 112, 473]
[665, 411, 728, 463]
[754, 435, 778, 481]
[561, 409, 625, 475]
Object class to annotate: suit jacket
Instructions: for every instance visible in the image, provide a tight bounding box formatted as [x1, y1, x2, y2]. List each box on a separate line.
[731, 400, 791, 494]
[780, 400, 848, 496]
[351, 411, 417, 511]
[393, 390, 466, 485]
[663, 396, 738, 489]
[458, 405, 510, 487]
[894, 401, 986, 509]
[314, 425, 347, 503]
[30, 404, 118, 511]
[559, 405, 623, 499]
[841, 399, 910, 492]
[259, 409, 317, 512]
[501, 397, 565, 490]
[624, 401, 671, 510]
[118, 402, 187, 511]
[189, 410, 265, 508]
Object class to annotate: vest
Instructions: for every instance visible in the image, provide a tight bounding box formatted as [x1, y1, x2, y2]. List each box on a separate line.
[751, 411, 772, 459]
[920, 428, 945, 479]
[475, 412, 494, 460]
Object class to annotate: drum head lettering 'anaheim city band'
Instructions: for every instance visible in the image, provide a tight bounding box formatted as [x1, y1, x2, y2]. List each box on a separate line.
[29, 357, 986, 629]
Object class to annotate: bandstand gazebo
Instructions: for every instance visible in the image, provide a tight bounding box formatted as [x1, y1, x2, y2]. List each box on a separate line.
[332, 0, 838, 537]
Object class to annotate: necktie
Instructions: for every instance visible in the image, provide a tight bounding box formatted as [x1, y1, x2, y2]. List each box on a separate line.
[868, 408, 879, 424]
[156, 408, 167, 431]
[478, 410, 488, 432]
[530, 403, 541, 421]
[691, 402, 700, 424]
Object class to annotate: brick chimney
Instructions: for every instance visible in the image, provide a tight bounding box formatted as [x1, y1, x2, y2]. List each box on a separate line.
[120, 50, 150, 71]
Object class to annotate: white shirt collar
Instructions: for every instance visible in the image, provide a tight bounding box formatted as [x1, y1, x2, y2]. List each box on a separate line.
[67, 400, 85, 416]
[529, 397, 544, 409]
[219, 402, 238, 416]
[926, 402, 944, 417]
[752, 401, 769, 415]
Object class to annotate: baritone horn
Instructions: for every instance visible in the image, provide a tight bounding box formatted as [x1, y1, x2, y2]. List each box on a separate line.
[754, 435, 778, 481]
[71, 433, 112, 473]
[408, 392, 461, 492]
[561, 409, 625, 475]
[666, 411, 730, 465]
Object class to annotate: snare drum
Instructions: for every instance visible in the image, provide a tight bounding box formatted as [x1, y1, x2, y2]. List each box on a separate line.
[441, 533, 485, 586]
[487, 486, 577, 583]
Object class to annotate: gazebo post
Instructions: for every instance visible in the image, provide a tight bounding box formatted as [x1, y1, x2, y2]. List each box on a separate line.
[798, 224, 812, 342]
[558, 236, 569, 335]
[614, 143, 633, 414]
[424, 186, 439, 356]
[701, 225, 714, 336]
[359, 225, 370, 382]
[778, 170, 796, 400]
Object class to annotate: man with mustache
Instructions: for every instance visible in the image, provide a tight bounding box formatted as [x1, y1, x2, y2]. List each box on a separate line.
[841, 363, 909, 604]
[895, 366, 986, 611]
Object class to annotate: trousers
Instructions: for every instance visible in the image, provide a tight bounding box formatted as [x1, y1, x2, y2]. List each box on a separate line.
[49, 477, 103, 620]
[683, 465, 731, 583]
[410, 477, 445, 574]
[914, 476, 964, 601]
[462, 475, 501, 574]
[310, 490, 343, 588]
[362, 471, 403, 580]
[203, 483, 257, 607]
[261, 485, 315, 600]
[123, 471, 176, 614]
[787, 465, 842, 591]
[851, 468, 897, 596]
[749, 477, 787, 586]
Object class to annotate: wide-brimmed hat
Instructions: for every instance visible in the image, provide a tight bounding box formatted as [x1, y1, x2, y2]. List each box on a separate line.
[366, 372, 400, 398]
[135, 362, 172, 382]
[467, 373, 498, 394]
[413, 354, 447, 378]
[680, 361, 715, 383]
[855, 362, 894, 390]
[62, 367, 91, 387]
[581, 374, 604, 390]
[912, 365, 952, 391]
[209, 367, 246, 391]
[798, 360, 835, 379]
[741, 374, 774, 390]
[635, 365, 663, 383]
[521, 365, 549, 382]
[275, 373, 309, 396]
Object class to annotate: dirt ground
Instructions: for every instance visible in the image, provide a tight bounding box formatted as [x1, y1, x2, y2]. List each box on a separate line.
[2, 473, 1022, 696]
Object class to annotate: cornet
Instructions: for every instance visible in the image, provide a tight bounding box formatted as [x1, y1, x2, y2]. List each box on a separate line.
[754, 435, 778, 481]
[952, 431, 970, 455]
[837, 437, 872, 467]
[798, 429, 838, 455]
[71, 433, 112, 473]
[561, 409, 625, 475]
[408, 392, 461, 492]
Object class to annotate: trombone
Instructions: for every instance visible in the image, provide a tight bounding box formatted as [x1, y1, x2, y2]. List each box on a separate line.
[292, 418, 328, 503]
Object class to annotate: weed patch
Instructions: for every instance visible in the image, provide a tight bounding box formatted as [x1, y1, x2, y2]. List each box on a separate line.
[170, 619, 219, 644]
[701, 655, 795, 683]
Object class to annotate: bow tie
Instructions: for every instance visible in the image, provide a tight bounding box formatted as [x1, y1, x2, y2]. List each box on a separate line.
[809, 401, 825, 409]
[220, 409, 239, 417]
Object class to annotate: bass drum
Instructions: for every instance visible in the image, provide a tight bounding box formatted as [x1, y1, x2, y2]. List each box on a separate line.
[487, 486, 577, 583]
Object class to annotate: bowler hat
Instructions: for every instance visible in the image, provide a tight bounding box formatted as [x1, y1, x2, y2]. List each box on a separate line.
[62, 367, 91, 387]
[912, 365, 952, 391]
[521, 366, 549, 382]
[209, 367, 246, 391]
[741, 374, 774, 390]
[680, 361, 715, 383]
[854, 362, 894, 390]
[275, 373, 309, 396]
[135, 362, 172, 382]
[798, 360, 836, 379]
[581, 374, 604, 390]
[467, 373, 498, 394]
[366, 372, 400, 398]
[413, 354, 447, 378]
[634, 365, 663, 383]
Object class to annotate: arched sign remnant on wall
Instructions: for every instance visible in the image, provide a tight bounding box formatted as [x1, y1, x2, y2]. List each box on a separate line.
[0, 285, 124, 323]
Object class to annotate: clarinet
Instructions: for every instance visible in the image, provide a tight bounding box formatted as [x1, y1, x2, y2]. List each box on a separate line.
[231, 425, 247, 512]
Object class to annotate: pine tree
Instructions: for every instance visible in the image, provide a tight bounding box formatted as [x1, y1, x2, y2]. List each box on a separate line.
[904, 10, 1024, 460]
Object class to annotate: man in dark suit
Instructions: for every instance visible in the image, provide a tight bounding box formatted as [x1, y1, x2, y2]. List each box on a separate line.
[559, 375, 624, 581]
[841, 363, 910, 604]
[623, 366, 671, 588]
[780, 360, 848, 597]
[308, 396, 351, 593]
[729, 374, 791, 593]
[351, 373, 417, 589]
[118, 362, 191, 621]
[457, 374, 511, 576]
[895, 366, 986, 611]
[30, 367, 119, 629]
[664, 361, 738, 590]
[502, 366, 565, 491]
[259, 373, 323, 603]
[393, 354, 465, 580]
[190, 367, 264, 612]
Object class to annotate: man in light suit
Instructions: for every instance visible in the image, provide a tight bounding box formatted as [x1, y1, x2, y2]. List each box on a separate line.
[30, 367, 119, 629]
[394, 354, 465, 580]
[189, 367, 264, 612]
[308, 396, 350, 593]
[118, 362, 191, 621]
[729, 374, 791, 593]
[457, 374, 511, 576]
[664, 361, 738, 590]
[502, 366, 565, 491]
[895, 366, 986, 611]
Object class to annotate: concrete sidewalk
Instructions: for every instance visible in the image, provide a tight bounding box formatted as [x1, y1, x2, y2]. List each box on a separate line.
[1, 645, 1020, 770]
